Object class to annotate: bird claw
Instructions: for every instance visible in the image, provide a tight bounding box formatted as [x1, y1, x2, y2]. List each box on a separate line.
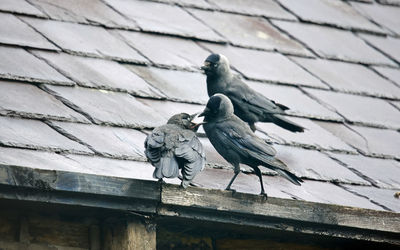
[226, 188, 237, 195]
[260, 192, 268, 200]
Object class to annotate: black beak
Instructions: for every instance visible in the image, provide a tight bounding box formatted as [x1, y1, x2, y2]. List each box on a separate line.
[201, 61, 211, 71]
[198, 107, 210, 117]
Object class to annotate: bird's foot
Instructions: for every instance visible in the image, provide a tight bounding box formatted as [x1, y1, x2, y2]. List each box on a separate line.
[260, 192, 268, 200]
[226, 187, 237, 195]
[157, 179, 166, 184]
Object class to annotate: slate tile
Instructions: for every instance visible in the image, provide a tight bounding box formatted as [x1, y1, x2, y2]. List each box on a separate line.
[29, 0, 138, 29]
[159, 0, 213, 9]
[272, 20, 397, 66]
[0, 116, 91, 153]
[0, 0, 44, 16]
[392, 101, 400, 110]
[0, 47, 73, 85]
[352, 2, 400, 36]
[198, 137, 230, 167]
[33, 51, 163, 98]
[104, 0, 223, 41]
[50, 121, 147, 159]
[274, 145, 368, 184]
[305, 88, 400, 129]
[23, 17, 147, 62]
[245, 81, 341, 121]
[373, 66, 400, 87]
[0, 80, 88, 122]
[0, 147, 84, 173]
[201, 43, 324, 88]
[138, 98, 204, 122]
[0, 13, 57, 50]
[360, 34, 400, 64]
[278, 0, 383, 33]
[65, 154, 155, 181]
[292, 57, 400, 99]
[316, 122, 400, 159]
[377, 0, 400, 5]
[330, 153, 400, 189]
[119, 31, 210, 69]
[274, 179, 384, 210]
[207, 0, 296, 20]
[127, 65, 208, 104]
[44, 85, 165, 128]
[341, 185, 400, 212]
[190, 9, 310, 56]
[255, 118, 355, 152]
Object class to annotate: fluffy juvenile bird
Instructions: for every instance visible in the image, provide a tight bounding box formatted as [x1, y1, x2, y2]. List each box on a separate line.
[200, 94, 302, 197]
[201, 53, 304, 133]
[144, 113, 205, 188]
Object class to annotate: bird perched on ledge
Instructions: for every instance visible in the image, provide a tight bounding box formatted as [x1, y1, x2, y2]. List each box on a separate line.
[144, 113, 205, 188]
[200, 94, 302, 198]
[201, 53, 304, 133]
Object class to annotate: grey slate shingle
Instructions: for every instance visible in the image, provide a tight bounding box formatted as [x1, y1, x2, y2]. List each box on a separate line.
[273, 20, 397, 66]
[373, 66, 400, 87]
[0, 80, 88, 122]
[292, 57, 400, 99]
[0, 47, 73, 85]
[360, 34, 400, 65]
[202, 43, 325, 88]
[0, 0, 44, 16]
[305, 88, 400, 129]
[189, 9, 310, 56]
[23, 17, 147, 62]
[33, 51, 163, 98]
[0, 116, 91, 153]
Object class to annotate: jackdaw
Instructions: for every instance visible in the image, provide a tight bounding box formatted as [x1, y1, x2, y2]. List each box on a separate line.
[144, 113, 206, 188]
[201, 53, 304, 133]
[200, 94, 302, 197]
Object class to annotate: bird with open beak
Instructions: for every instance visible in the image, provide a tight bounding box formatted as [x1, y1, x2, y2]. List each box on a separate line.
[144, 113, 205, 188]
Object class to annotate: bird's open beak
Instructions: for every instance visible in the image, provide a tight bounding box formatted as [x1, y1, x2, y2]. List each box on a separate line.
[201, 61, 211, 71]
[189, 112, 206, 131]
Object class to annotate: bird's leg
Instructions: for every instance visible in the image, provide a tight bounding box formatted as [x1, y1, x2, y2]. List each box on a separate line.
[253, 167, 268, 199]
[225, 164, 240, 193]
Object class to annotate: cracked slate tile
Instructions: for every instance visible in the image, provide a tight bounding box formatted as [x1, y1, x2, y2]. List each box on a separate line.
[274, 145, 369, 184]
[104, 0, 224, 42]
[315, 122, 400, 159]
[44, 85, 165, 128]
[245, 81, 341, 121]
[0, 80, 88, 123]
[201, 43, 325, 88]
[0, 47, 73, 85]
[29, 0, 138, 29]
[65, 154, 155, 181]
[190, 9, 310, 56]
[292, 57, 400, 99]
[0, 13, 57, 50]
[138, 98, 204, 122]
[33, 51, 163, 98]
[305, 88, 400, 129]
[373, 66, 400, 87]
[207, 0, 296, 20]
[0, 116, 91, 153]
[341, 185, 400, 212]
[278, 0, 383, 33]
[272, 20, 397, 66]
[0, 0, 44, 16]
[49, 121, 147, 160]
[23, 17, 147, 62]
[255, 118, 355, 153]
[352, 2, 400, 36]
[360, 34, 400, 65]
[127, 65, 208, 104]
[119, 31, 210, 70]
[329, 153, 400, 189]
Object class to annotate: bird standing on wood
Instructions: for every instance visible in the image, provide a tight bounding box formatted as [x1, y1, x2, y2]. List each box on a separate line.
[201, 53, 304, 133]
[200, 94, 302, 198]
[144, 113, 205, 188]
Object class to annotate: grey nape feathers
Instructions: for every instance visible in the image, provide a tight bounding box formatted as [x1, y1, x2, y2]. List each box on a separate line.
[200, 94, 302, 198]
[201, 53, 304, 133]
[144, 113, 205, 188]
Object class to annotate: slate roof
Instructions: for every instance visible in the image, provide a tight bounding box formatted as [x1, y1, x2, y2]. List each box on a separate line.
[0, 0, 399, 214]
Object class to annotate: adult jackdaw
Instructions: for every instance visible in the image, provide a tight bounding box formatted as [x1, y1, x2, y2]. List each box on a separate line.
[144, 113, 205, 188]
[200, 94, 302, 197]
[201, 53, 304, 133]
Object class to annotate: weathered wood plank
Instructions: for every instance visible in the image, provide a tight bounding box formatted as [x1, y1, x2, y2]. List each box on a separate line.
[160, 184, 400, 234]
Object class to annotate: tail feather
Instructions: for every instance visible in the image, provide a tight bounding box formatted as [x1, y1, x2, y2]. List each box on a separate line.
[274, 169, 303, 186]
[272, 115, 304, 133]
